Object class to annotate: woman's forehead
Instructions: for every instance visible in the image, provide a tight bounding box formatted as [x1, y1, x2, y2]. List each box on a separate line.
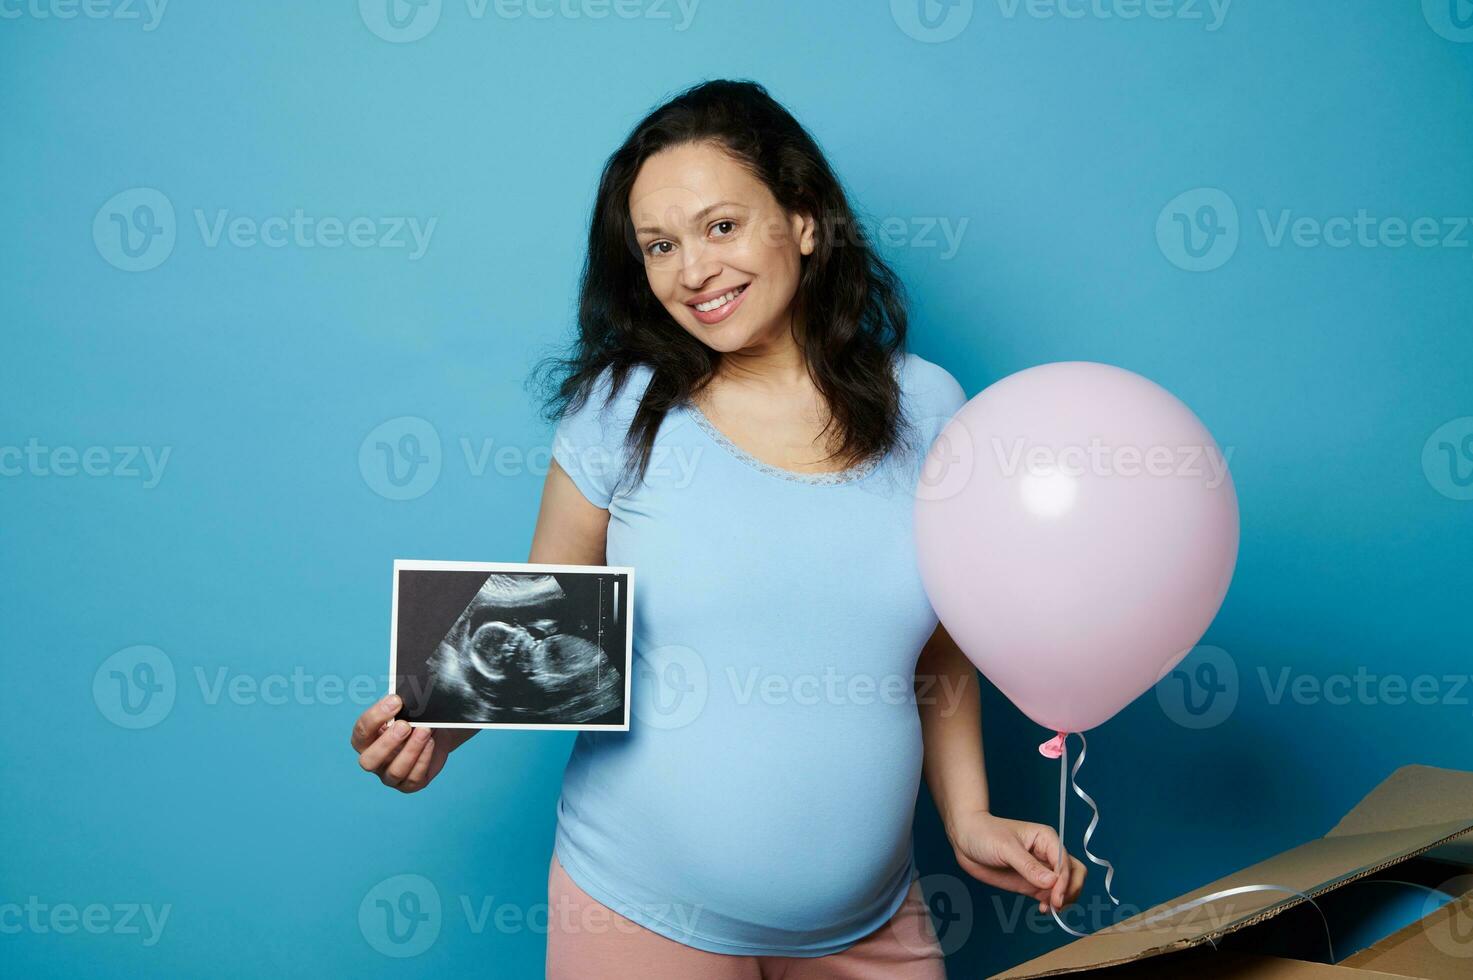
[628, 146, 767, 229]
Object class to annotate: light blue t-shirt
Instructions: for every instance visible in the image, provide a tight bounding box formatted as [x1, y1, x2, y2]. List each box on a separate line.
[549, 352, 967, 957]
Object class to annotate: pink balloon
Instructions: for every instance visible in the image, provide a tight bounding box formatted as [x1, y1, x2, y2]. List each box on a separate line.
[914, 362, 1239, 734]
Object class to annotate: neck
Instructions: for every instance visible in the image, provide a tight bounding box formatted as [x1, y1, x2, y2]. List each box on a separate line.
[713, 309, 811, 392]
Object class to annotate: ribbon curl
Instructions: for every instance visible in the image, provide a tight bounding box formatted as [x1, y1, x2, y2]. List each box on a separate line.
[1038, 730, 1120, 936]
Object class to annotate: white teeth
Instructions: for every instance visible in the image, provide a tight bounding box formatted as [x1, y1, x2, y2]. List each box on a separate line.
[695, 286, 744, 313]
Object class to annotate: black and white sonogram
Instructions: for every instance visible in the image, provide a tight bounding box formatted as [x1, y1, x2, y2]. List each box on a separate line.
[390, 560, 632, 730]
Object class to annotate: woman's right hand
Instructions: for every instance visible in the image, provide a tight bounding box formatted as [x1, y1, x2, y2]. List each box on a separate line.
[351, 693, 465, 793]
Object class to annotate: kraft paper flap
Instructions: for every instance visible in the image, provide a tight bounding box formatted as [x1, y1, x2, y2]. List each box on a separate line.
[1425, 837, 1473, 865]
[991, 766, 1473, 979]
[1100, 950, 1418, 979]
[1327, 765, 1473, 838]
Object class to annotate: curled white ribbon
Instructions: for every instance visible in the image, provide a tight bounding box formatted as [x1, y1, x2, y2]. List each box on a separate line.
[1050, 731, 1121, 937]
[1117, 882, 1334, 959]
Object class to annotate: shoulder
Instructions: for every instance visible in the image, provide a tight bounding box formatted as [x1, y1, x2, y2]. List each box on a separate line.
[895, 351, 967, 418]
[551, 362, 656, 508]
[569, 362, 656, 424]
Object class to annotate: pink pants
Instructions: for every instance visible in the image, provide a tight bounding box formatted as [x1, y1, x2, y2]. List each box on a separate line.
[544, 852, 947, 980]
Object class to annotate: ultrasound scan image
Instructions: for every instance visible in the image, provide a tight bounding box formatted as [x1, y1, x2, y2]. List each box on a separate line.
[395, 569, 627, 726]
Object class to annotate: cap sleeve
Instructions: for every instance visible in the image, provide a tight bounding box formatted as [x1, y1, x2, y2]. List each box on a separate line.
[551, 365, 646, 509]
[899, 353, 968, 454]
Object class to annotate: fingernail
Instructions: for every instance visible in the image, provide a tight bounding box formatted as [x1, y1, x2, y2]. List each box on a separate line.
[386, 694, 402, 710]
[412, 726, 430, 741]
[394, 720, 411, 735]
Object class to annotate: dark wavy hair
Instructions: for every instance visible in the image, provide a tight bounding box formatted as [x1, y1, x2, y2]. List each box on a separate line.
[531, 78, 914, 495]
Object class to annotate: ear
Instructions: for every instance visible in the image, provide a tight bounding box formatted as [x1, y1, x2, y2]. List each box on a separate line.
[795, 211, 817, 256]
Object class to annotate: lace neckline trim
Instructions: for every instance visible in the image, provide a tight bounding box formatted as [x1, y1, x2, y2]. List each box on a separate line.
[682, 402, 882, 487]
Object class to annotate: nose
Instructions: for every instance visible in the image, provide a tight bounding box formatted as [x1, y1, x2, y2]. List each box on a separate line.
[678, 242, 721, 292]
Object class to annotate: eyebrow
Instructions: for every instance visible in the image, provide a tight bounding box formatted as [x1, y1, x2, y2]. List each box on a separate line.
[634, 200, 745, 236]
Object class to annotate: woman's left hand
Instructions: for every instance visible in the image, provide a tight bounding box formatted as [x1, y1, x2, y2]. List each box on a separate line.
[947, 810, 1087, 913]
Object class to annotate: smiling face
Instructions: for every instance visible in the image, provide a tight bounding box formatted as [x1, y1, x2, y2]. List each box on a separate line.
[629, 141, 816, 355]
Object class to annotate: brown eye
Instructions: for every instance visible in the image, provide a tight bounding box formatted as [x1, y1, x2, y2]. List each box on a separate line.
[712, 220, 736, 237]
[646, 241, 673, 257]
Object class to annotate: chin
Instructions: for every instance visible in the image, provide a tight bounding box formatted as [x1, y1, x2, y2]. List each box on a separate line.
[682, 313, 778, 353]
[697, 327, 759, 353]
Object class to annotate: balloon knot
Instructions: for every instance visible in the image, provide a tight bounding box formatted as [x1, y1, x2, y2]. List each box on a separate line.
[1038, 732, 1067, 759]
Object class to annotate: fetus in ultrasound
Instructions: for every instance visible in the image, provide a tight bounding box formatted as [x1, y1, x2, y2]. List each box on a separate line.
[417, 573, 623, 724]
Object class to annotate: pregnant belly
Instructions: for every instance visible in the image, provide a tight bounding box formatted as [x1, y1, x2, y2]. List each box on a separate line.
[568, 704, 924, 932]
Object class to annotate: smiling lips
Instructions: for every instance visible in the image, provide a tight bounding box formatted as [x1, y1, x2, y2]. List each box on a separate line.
[687, 283, 749, 324]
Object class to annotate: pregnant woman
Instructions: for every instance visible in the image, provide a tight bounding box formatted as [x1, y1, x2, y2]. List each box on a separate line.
[350, 79, 1085, 978]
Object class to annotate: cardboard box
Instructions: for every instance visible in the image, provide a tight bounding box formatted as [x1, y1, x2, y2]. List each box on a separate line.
[991, 765, 1473, 979]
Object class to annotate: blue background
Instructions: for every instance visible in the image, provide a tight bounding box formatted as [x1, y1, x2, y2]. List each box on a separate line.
[3, 1, 1471, 976]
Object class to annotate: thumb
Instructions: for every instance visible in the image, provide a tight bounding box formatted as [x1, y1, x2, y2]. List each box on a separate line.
[1001, 837, 1058, 890]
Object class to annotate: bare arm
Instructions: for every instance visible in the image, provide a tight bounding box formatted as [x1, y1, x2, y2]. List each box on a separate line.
[916, 623, 990, 835]
[915, 622, 1087, 912]
[349, 458, 610, 792]
[528, 458, 611, 566]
